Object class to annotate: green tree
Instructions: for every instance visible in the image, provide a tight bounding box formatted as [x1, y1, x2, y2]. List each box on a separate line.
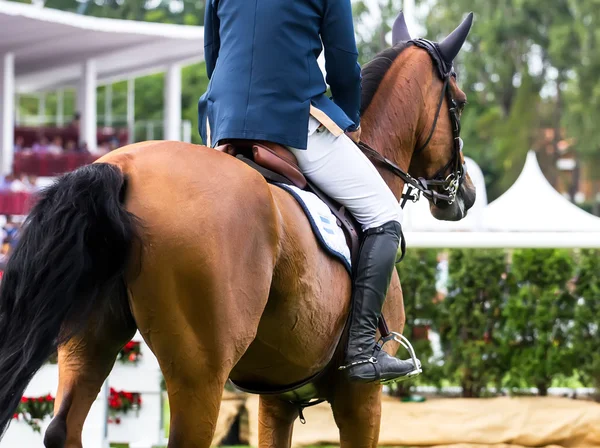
[394, 248, 440, 395]
[439, 249, 509, 397]
[573, 249, 600, 400]
[562, 4, 600, 214]
[352, 0, 403, 64]
[415, 0, 585, 201]
[503, 249, 576, 395]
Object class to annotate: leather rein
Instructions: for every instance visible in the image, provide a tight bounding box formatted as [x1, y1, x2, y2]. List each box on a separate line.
[358, 38, 467, 210]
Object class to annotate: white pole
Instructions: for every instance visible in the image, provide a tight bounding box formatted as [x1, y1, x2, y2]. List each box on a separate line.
[57, 89, 64, 127]
[105, 83, 113, 128]
[0, 53, 15, 176]
[127, 78, 135, 144]
[81, 59, 97, 152]
[164, 63, 182, 141]
[182, 120, 192, 143]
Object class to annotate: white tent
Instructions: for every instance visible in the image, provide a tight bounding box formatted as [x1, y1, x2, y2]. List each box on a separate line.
[483, 150, 600, 232]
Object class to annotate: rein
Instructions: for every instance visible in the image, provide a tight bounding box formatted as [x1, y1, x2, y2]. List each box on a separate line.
[358, 38, 467, 210]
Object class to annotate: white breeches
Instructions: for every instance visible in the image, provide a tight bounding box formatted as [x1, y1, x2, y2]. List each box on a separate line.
[288, 117, 403, 231]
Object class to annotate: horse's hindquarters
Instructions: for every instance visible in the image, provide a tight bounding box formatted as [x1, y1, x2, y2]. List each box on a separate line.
[102, 142, 285, 445]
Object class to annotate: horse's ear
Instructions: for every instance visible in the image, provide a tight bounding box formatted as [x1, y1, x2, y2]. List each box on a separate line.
[438, 12, 474, 64]
[392, 11, 411, 45]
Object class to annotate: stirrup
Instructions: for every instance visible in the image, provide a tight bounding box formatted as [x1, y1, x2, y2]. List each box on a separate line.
[377, 332, 423, 385]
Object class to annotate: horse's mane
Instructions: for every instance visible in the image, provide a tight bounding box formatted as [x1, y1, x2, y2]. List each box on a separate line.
[360, 42, 412, 115]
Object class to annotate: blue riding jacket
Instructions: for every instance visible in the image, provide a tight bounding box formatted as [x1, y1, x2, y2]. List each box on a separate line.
[198, 0, 362, 150]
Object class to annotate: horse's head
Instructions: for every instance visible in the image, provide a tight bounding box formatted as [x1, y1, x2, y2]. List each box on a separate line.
[360, 12, 476, 222]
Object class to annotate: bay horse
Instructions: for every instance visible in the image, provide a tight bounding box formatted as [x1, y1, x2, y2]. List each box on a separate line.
[0, 12, 476, 448]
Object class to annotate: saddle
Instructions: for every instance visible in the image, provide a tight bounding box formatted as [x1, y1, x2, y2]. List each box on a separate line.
[215, 139, 362, 264]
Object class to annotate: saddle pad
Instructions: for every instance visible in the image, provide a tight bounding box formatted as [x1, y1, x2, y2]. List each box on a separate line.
[276, 183, 352, 273]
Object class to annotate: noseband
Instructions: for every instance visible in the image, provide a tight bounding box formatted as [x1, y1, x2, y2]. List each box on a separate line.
[359, 38, 467, 209]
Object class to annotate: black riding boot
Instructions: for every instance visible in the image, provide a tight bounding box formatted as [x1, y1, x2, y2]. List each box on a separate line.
[340, 220, 421, 383]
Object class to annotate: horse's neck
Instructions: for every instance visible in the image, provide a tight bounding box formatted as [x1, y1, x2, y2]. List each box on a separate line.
[360, 52, 429, 201]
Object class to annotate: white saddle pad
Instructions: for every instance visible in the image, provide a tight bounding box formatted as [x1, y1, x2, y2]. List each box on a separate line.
[276, 184, 352, 271]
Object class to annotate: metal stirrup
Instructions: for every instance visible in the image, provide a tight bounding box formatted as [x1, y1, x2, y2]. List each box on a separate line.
[390, 332, 422, 376]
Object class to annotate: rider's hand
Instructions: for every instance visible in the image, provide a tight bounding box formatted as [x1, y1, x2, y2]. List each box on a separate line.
[345, 126, 361, 144]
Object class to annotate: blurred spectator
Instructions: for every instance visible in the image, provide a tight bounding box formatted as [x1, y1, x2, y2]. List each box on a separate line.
[64, 139, 77, 152]
[32, 135, 49, 152]
[109, 136, 120, 151]
[0, 173, 38, 193]
[0, 175, 15, 190]
[3, 216, 20, 252]
[8, 174, 28, 193]
[47, 136, 64, 155]
[22, 174, 39, 192]
[14, 136, 25, 153]
[69, 112, 81, 130]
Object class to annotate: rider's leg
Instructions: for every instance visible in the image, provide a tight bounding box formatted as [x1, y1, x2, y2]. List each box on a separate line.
[288, 117, 420, 384]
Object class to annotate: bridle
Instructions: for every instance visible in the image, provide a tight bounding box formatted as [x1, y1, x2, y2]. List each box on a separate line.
[358, 38, 467, 209]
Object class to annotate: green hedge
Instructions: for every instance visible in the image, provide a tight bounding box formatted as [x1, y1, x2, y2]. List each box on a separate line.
[394, 249, 600, 399]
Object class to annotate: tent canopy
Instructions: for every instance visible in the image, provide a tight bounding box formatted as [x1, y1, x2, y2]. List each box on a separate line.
[483, 150, 600, 232]
[0, 0, 204, 92]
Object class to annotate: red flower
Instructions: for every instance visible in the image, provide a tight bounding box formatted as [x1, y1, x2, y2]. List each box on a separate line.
[37, 397, 45, 403]
[110, 388, 117, 395]
[45, 394, 54, 402]
[124, 341, 136, 350]
[128, 353, 137, 362]
[135, 395, 142, 406]
[12, 413, 18, 420]
[115, 417, 121, 424]
[20, 397, 28, 403]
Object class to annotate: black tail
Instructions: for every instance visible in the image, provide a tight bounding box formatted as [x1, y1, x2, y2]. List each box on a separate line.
[0, 163, 139, 435]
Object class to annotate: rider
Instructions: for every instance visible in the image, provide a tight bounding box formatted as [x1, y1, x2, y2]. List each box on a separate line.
[198, 0, 419, 384]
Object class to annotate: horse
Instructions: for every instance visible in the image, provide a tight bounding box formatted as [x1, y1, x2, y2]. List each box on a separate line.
[0, 12, 476, 448]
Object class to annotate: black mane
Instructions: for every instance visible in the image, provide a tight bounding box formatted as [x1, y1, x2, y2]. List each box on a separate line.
[360, 42, 412, 115]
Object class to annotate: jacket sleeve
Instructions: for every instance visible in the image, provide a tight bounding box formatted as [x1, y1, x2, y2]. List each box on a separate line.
[320, 0, 362, 131]
[204, 0, 221, 79]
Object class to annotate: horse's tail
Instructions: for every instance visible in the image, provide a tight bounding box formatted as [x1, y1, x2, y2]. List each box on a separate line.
[0, 163, 139, 435]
